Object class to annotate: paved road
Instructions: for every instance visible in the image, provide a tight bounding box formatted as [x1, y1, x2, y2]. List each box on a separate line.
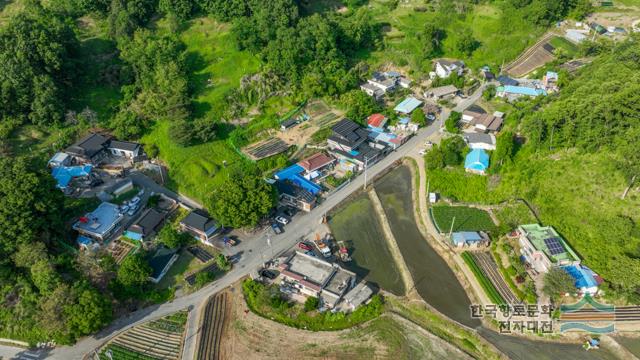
[0, 120, 436, 360]
[0, 86, 490, 360]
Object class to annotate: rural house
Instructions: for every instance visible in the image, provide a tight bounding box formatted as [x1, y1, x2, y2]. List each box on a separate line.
[48, 152, 71, 168]
[147, 246, 179, 284]
[125, 208, 165, 241]
[367, 113, 388, 133]
[425, 85, 459, 100]
[360, 72, 397, 98]
[73, 202, 124, 242]
[472, 112, 504, 133]
[462, 105, 487, 123]
[298, 152, 335, 178]
[451, 231, 489, 248]
[278, 251, 356, 310]
[109, 140, 142, 159]
[517, 224, 581, 274]
[65, 133, 111, 164]
[464, 133, 496, 150]
[327, 119, 382, 171]
[434, 59, 465, 78]
[180, 209, 220, 245]
[497, 85, 547, 100]
[275, 180, 317, 212]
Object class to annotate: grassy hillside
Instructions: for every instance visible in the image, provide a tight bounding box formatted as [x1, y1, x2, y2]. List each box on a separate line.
[366, 1, 545, 73]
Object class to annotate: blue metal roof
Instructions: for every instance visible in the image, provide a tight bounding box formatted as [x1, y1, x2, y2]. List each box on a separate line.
[562, 265, 598, 290]
[398, 117, 410, 124]
[451, 232, 483, 245]
[394, 97, 423, 114]
[499, 85, 547, 97]
[464, 149, 489, 171]
[52, 165, 93, 189]
[274, 164, 321, 195]
[546, 71, 558, 80]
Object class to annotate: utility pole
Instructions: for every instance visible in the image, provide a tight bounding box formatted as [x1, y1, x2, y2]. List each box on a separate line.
[363, 156, 369, 190]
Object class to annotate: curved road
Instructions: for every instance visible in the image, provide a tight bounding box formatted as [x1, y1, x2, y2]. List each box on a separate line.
[0, 86, 490, 360]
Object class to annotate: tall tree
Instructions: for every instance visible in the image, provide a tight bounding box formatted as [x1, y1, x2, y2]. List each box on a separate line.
[211, 173, 276, 228]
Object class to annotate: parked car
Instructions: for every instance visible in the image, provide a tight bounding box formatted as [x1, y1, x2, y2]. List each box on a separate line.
[259, 269, 277, 280]
[283, 207, 296, 217]
[305, 250, 316, 257]
[418, 149, 426, 156]
[275, 216, 289, 225]
[120, 205, 130, 213]
[298, 242, 312, 251]
[130, 196, 141, 205]
[127, 205, 139, 216]
[271, 223, 283, 235]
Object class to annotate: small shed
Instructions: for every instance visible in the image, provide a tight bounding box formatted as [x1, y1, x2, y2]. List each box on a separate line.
[464, 149, 489, 175]
[48, 152, 71, 168]
[280, 118, 298, 131]
[451, 231, 484, 248]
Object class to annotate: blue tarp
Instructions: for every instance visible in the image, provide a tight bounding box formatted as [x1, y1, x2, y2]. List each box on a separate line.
[562, 265, 598, 290]
[464, 149, 489, 172]
[394, 97, 423, 114]
[398, 117, 410, 125]
[52, 165, 93, 189]
[274, 164, 321, 195]
[77, 235, 93, 247]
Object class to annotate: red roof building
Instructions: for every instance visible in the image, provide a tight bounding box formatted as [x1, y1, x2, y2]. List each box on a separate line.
[367, 113, 387, 129]
[298, 152, 335, 172]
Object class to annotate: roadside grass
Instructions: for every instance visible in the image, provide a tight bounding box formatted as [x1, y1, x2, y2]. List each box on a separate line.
[386, 297, 502, 360]
[461, 251, 506, 305]
[432, 205, 497, 233]
[366, 1, 545, 74]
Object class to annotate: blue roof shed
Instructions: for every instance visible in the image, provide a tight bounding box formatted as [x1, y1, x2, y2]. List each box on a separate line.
[52, 165, 93, 189]
[464, 149, 489, 173]
[274, 164, 322, 195]
[561, 265, 599, 292]
[451, 232, 483, 246]
[499, 85, 547, 97]
[394, 97, 423, 114]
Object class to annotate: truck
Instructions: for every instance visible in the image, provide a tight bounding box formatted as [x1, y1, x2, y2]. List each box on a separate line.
[313, 234, 331, 258]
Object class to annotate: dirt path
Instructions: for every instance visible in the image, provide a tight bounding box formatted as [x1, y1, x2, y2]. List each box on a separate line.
[368, 188, 416, 295]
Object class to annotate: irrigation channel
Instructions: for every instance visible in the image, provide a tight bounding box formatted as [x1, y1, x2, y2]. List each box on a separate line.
[330, 164, 619, 360]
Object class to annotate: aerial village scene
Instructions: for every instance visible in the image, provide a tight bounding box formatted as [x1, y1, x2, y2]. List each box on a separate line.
[2, 0, 640, 359]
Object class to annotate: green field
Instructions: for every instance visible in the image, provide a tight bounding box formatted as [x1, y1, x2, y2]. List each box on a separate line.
[173, 17, 260, 119]
[461, 252, 505, 305]
[432, 205, 497, 233]
[366, 1, 545, 73]
[549, 36, 579, 57]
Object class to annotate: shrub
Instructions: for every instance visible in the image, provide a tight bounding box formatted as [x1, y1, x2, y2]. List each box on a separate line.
[304, 296, 319, 312]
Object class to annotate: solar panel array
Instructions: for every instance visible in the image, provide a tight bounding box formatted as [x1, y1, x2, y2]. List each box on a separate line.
[544, 237, 565, 255]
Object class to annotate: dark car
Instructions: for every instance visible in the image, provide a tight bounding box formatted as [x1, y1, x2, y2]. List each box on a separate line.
[271, 222, 283, 235]
[259, 269, 277, 280]
[298, 242, 312, 251]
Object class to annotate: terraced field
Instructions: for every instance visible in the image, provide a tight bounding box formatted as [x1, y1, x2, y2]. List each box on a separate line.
[100, 311, 188, 360]
[196, 292, 229, 360]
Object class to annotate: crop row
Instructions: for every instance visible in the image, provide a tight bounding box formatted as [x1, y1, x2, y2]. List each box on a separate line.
[196, 292, 228, 360]
[472, 252, 519, 304]
[462, 252, 506, 305]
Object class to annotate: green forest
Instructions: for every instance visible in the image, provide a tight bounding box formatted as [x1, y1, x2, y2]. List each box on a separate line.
[0, 0, 630, 345]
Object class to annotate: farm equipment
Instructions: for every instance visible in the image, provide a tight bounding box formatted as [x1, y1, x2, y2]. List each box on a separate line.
[337, 241, 351, 262]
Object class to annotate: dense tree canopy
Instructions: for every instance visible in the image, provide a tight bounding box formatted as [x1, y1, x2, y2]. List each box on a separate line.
[0, 5, 78, 126]
[211, 173, 276, 228]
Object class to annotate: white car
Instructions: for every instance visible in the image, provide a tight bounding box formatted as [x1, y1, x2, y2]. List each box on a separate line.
[419, 149, 427, 156]
[130, 196, 141, 205]
[275, 216, 289, 225]
[127, 205, 139, 216]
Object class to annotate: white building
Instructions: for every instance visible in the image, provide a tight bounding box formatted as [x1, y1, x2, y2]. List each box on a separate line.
[434, 59, 465, 78]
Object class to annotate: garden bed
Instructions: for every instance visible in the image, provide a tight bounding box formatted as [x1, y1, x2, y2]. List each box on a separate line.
[432, 205, 497, 233]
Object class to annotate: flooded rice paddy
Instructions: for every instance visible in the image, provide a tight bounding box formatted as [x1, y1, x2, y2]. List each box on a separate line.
[329, 164, 620, 360]
[328, 193, 405, 295]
